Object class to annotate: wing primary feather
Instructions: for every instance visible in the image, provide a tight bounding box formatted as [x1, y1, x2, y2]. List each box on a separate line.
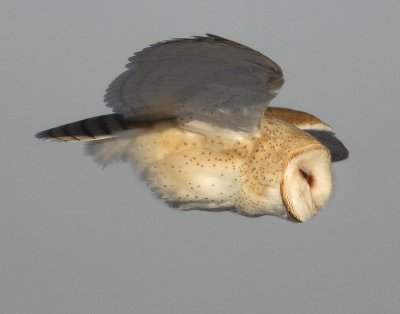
[36, 114, 126, 142]
[36, 114, 176, 142]
[97, 115, 112, 135]
[304, 130, 349, 162]
[62, 124, 81, 141]
[266, 107, 349, 162]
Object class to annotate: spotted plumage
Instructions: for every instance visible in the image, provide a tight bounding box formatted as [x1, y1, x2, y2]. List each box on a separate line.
[36, 34, 348, 222]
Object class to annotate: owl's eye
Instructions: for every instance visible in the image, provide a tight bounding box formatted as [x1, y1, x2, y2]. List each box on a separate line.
[299, 169, 313, 187]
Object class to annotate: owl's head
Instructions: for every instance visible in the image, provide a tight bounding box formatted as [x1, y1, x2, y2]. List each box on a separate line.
[281, 144, 332, 222]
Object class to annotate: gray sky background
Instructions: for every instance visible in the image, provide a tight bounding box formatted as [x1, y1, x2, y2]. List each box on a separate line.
[2, 1, 400, 313]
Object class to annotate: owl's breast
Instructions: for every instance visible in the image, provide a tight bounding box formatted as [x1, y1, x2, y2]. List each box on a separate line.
[129, 122, 249, 211]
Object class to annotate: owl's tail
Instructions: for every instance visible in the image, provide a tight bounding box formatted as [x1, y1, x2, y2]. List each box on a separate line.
[35, 114, 151, 142]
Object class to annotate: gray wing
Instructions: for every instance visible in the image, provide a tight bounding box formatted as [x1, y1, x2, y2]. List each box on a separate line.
[304, 130, 349, 162]
[104, 34, 284, 134]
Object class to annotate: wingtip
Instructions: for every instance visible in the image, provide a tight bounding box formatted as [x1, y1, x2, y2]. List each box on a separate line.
[332, 141, 349, 162]
[35, 129, 65, 142]
[35, 130, 49, 140]
[305, 129, 349, 162]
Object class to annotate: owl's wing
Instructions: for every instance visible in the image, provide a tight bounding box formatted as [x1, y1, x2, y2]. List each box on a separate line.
[266, 108, 349, 162]
[105, 34, 284, 135]
[303, 129, 349, 162]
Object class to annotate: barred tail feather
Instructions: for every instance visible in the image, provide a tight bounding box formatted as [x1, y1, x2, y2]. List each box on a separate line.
[36, 114, 141, 142]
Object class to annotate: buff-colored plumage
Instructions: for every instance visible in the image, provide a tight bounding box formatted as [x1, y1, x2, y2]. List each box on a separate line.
[36, 34, 348, 222]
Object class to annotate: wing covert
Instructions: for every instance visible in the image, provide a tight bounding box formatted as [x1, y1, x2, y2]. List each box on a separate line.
[104, 34, 284, 134]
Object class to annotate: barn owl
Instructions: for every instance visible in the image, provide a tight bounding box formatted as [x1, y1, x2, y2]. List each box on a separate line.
[36, 34, 348, 222]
